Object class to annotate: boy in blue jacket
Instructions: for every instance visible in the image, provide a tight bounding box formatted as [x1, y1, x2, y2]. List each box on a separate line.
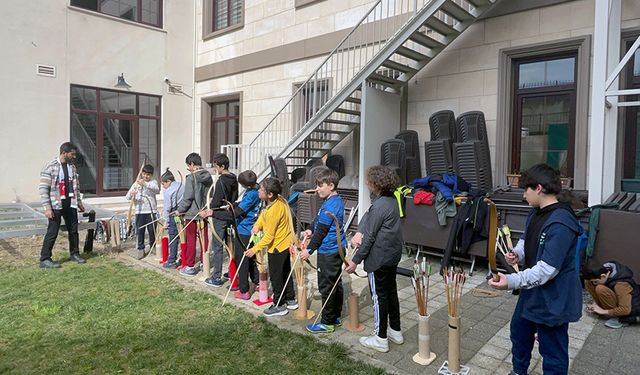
[300, 167, 347, 333]
[489, 163, 582, 375]
[231, 170, 261, 299]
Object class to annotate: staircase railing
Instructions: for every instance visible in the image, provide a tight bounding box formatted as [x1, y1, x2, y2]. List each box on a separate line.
[228, 0, 417, 173]
[226, 0, 481, 176]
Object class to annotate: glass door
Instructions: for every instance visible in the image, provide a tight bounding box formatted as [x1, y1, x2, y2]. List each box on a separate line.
[100, 116, 135, 192]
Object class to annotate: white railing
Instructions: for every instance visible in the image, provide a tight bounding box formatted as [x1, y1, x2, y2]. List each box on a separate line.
[229, 0, 478, 176]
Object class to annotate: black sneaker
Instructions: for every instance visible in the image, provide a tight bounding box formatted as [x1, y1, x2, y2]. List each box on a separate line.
[40, 259, 61, 269]
[223, 272, 230, 280]
[204, 277, 225, 287]
[162, 262, 177, 269]
[69, 254, 86, 264]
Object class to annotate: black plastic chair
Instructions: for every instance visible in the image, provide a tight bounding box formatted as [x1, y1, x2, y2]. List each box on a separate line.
[380, 139, 406, 185]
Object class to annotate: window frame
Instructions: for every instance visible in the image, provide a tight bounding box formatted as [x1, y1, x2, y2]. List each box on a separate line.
[202, 0, 244, 40]
[496, 36, 591, 189]
[69, 0, 163, 28]
[210, 100, 240, 157]
[70, 84, 162, 197]
[511, 52, 578, 178]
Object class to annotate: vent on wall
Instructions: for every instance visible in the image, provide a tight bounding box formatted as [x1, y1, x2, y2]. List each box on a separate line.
[36, 64, 56, 78]
[168, 84, 183, 95]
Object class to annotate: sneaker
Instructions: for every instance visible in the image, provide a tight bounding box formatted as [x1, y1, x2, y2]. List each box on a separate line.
[234, 290, 251, 300]
[39, 259, 61, 269]
[359, 335, 389, 353]
[263, 304, 288, 317]
[306, 323, 335, 334]
[179, 266, 198, 277]
[223, 272, 229, 280]
[69, 254, 86, 264]
[286, 300, 299, 310]
[605, 318, 624, 329]
[387, 328, 404, 344]
[135, 250, 145, 260]
[334, 318, 342, 327]
[228, 285, 239, 292]
[162, 262, 177, 269]
[204, 277, 224, 287]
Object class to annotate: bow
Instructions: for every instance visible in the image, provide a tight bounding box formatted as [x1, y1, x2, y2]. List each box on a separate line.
[326, 211, 365, 278]
[126, 161, 146, 239]
[486, 198, 499, 282]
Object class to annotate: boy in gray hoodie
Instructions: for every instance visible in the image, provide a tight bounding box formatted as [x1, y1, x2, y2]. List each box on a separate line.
[346, 165, 404, 353]
[175, 153, 212, 276]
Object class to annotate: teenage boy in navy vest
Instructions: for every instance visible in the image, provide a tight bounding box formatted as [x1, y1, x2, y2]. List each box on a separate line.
[489, 163, 582, 375]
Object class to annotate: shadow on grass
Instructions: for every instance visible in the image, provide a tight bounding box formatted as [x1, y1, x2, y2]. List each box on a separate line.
[0, 255, 388, 375]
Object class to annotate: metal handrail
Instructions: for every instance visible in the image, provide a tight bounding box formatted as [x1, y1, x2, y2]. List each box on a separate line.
[235, 0, 479, 175]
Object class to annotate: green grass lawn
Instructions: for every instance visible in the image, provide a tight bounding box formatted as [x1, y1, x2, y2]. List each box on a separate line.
[0, 251, 386, 374]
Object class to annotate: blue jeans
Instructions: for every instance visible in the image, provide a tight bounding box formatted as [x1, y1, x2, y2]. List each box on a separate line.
[510, 299, 569, 375]
[167, 218, 179, 263]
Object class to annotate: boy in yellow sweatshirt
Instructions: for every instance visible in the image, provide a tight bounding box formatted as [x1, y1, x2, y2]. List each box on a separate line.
[244, 177, 297, 316]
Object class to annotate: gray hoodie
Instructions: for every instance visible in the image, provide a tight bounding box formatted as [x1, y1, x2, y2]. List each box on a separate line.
[177, 169, 213, 220]
[352, 195, 403, 272]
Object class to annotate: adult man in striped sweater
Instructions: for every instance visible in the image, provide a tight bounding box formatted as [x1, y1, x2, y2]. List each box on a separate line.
[39, 142, 86, 268]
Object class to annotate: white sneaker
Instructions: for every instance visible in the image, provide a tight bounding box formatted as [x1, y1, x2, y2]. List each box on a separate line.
[387, 328, 404, 344]
[359, 335, 389, 353]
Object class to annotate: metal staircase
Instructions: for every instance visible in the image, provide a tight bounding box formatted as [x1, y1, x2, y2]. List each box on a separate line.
[223, 0, 498, 179]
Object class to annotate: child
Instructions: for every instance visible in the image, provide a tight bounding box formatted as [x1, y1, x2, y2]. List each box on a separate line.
[201, 153, 238, 287]
[488, 164, 582, 375]
[126, 164, 160, 260]
[346, 165, 403, 353]
[175, 153, 212, 277]
[231, 170, 261, 299]
[160, 168, 183, 268]
[244, 177, 297, 316]
[583, 261, 640, 328]
[301, 167, 346, 333]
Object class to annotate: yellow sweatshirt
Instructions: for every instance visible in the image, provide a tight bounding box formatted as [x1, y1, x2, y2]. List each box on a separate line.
[252, 197, 294, 253]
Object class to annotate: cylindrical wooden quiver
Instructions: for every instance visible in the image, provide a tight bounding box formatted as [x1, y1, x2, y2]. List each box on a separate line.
[202, 246, 211, 279]
[345, 293, 365, 332]
[448, 315, 461, 373]
[293, 285, 314, 320]
[412, 314, 436, 365]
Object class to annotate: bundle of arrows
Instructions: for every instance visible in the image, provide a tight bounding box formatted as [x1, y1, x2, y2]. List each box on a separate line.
[412, 257, 432, 316]
[443, 267, 467, 317]
[497, 225, 519, 272]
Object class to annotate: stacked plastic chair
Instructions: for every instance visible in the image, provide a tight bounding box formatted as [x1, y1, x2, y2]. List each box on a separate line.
[268, 156, 291, 198]
[326, 154, 346, 180]
[395, 130, 421, 184]
[454, 111, 493, 192]
[380, 139, 406, 185]
[425, 110, 456, 175]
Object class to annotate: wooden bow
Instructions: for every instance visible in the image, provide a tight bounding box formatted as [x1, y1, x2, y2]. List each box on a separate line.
[126, 161, 146, 239]
[486, 198, 499, 282]
[326, 211, 365, 278]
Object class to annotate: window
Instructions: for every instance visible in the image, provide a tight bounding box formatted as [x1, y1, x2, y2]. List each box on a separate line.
[70, 0, 163, 28]
[70, 85, 161, 196]
[511, 54, 577, 179]
[211, 100, 240, 158]
[622, 41, 640, 183]
[203, 0, 243, 38]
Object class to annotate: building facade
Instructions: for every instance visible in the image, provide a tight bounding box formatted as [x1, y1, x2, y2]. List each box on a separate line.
[1, 1, 194, 203]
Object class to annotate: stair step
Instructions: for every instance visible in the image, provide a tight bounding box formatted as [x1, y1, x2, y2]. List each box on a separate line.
[409, 31, 446, 50]
[333, 107, 361, 116]
[323, 118, 360, 126]
[315, 128, 354, 135]
[424, 16, 460, 37]
[344, 96, 361, 104]
[440, 0, 475, 22]
[395, 46, 430, 62]
[296, 146, 333, 152]
[369, 73, 403, 88]
[466, 0, 493, 8]
[381, 59, 418, 75]
[307, 136, 337, 142]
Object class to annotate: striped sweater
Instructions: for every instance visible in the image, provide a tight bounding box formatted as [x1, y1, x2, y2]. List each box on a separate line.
[39, 157, 82, 210]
